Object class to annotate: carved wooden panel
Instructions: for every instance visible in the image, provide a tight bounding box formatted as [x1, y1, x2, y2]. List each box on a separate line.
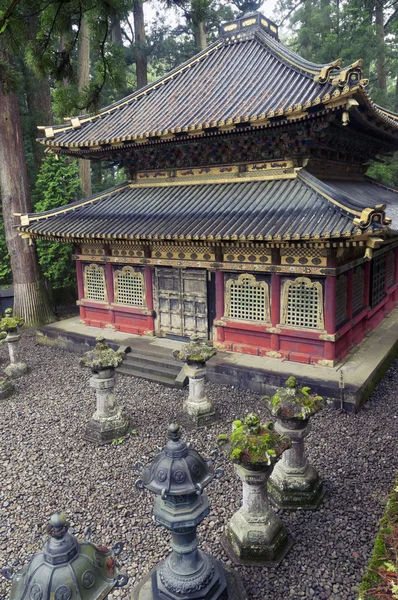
[114, 266, 145, 306]
[280, 277, 324, 329]
[371, 254, 386, 308]
[335, 274, 347, 327]
[84, 264, 107, 301]
[225, 274, 270, 322]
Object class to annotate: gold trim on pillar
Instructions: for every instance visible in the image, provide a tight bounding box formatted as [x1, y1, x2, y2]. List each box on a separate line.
[225, 273, 270, 323]
[280, 277, 324, 329]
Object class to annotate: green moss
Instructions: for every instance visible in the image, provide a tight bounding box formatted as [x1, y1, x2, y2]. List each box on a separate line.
[359, 474, 398, 599]
[217, 433, 228, 444]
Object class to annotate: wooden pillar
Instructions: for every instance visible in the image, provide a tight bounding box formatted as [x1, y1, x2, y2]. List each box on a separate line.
[325, 276, 336, 333]
[76, 261, 86, 320]
[105, 263, 114, 303]
[145, 266, 154, 311]
[215, 271, 224, 319]
[324, 276, 336, 362]
[347, 269, 353, 320]
[395, 248, 398, 284]
[364, 261, 371, 308]
[105, 263, 115, 325]
[345, 269, 354, 351]
[215, 270, 225, 343]
[271, 273, 281, 351]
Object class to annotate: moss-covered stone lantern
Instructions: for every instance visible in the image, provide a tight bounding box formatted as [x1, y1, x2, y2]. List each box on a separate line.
[0, 309, 29, 379]
[173, 336, 217, 427]
[1, 512, 128, 600]
[264, 376, 325, 510]
[218, 413, 293, 566]
[132, 423, 247, 600]
[80, 336, 130, 444]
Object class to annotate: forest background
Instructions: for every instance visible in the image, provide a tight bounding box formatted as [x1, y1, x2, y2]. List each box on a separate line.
[0, 0, 397, 322]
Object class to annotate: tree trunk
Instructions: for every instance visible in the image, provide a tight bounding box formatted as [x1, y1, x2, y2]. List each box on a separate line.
[0, 49, 55, 326]
[193, 21, 207, 51]
[25, 71, 53, 175]
[375, 0, 387, 90]
[133, 0, 148, 90]
[25, 15, 53, 175]
[78, 15, 92, 197]
[395, 72, 398, 113]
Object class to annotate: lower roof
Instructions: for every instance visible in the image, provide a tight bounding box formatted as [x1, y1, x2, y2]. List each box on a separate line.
[19, 171, 396, 243]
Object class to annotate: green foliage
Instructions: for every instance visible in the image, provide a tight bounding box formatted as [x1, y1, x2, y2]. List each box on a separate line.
[220, 413, 290, 467]
[32, 155, 81, 290]
[359, 474, 398, 599]
[264, 376, 323, 420]
[0, 204, 11, 287]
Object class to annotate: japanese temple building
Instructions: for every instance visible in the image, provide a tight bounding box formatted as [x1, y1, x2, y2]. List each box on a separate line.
[19, 12, 398, 367]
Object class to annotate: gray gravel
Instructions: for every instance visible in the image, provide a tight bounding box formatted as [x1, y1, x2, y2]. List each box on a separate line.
[0, 331, 396, 600]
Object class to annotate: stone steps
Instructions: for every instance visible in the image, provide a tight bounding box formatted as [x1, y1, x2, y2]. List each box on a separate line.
[117, 347, 187, 388]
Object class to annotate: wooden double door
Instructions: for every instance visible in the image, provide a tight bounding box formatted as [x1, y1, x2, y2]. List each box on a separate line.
[154, 267, 209, 339]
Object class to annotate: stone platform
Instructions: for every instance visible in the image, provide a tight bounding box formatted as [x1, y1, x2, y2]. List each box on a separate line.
[36, 306, 398, 411]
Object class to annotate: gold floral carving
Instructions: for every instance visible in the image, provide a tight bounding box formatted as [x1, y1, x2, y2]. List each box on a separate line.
[266, 351, 282, 358]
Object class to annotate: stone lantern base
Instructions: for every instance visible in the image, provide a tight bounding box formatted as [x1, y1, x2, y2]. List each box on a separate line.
[131, 561, 247, 600]
[221, 509, 293, 567]
[268, 463, 325, 510]
[84, 410, 130, 444]
[222, 464, 293, 567]
[0, 378, 14, 400]
[4, 362, 29, 379]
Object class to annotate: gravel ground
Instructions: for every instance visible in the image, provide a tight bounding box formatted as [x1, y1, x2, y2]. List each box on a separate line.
[0, 331, 397, 600]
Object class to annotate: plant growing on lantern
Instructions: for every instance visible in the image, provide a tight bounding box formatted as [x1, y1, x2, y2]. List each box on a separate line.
[0, 309, 24, 335]
[263, 376, 323, 420]
[217, 412, 290, 468]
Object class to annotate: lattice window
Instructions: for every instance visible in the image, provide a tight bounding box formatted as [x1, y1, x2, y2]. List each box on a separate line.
[371, 254, 386, 308]
[225, 274, 270, 322]
[388, 252, 395, 289]
[280, 277, 324, 329]
[114, 266, 145, 306]
[352, 266, 365, 314]
[84, 264, 107, 301]
[335, 274, 347, 327]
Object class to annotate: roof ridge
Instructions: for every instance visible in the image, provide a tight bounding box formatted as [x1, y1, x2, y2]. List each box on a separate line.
[365, 176, 398, 194]
[40, 40, 223, 136]
[24, 182, 131, 221]
[254, 28, 341, 79]
[298, 170, 363, 216]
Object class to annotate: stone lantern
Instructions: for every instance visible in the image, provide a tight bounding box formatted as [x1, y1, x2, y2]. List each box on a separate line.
[0, 309, 29, 379]
[1, 512, 128, 599]
[80, 336, 130, 444]
[173, 336, 217, 427]
[218, 414, 293, 566]
[132, 423, 247, 600]
[264, 376, 325, 510]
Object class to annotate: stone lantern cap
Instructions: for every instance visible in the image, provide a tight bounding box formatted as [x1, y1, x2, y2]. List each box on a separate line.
[80, 337, 124, 372]
[142, 423, 215, 496]
[2, 512, 128, 600]
[264, 376, 324, 420]
[173, 336, 216, 365]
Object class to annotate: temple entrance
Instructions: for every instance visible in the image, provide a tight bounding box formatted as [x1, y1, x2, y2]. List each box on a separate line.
[154, 267, 208, 339]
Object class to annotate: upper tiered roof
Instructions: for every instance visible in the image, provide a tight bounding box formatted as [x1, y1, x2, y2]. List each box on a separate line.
[38, 12, 398, 156]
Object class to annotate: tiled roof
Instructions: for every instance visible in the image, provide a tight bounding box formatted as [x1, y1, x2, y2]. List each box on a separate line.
[38, 12, 396, 153]
[327, 177, 398, 227]
[19, 171, 390, 242]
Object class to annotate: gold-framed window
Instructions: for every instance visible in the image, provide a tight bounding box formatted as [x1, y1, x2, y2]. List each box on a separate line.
[280, 277, 324, 329]
[83, 264, 107, 302]
[225, 273, 270, 323]
[114, 266, 145, 306]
